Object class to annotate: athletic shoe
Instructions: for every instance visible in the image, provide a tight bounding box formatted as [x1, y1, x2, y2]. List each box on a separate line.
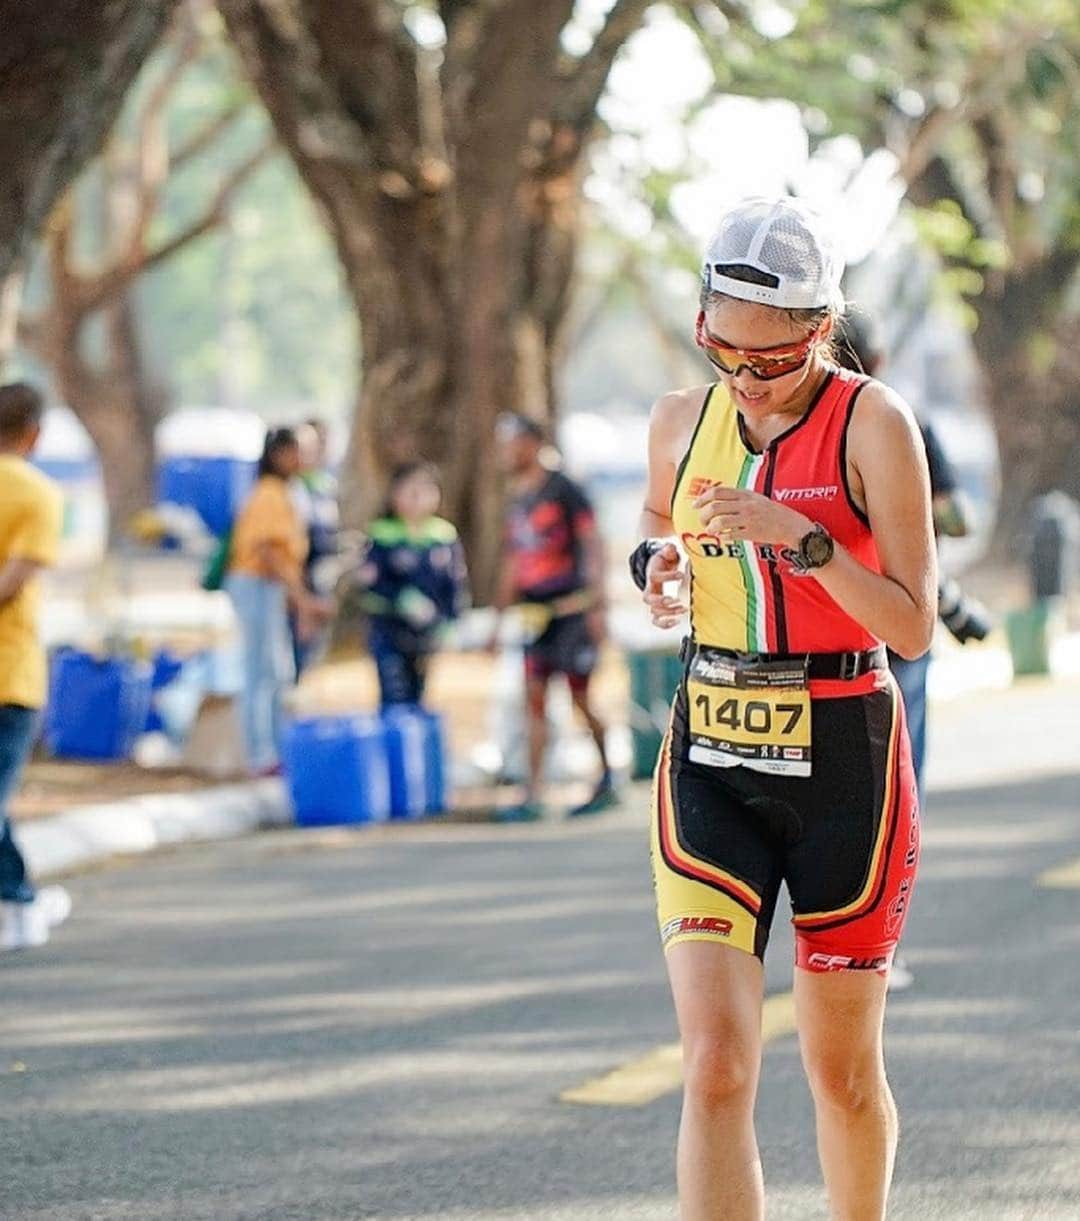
[493, 801, 544, 824]
[568, 779, 619, 818]
[37, 886, 72, 929]
[887, 956, 914, 992]
[0, 885, 72, 952]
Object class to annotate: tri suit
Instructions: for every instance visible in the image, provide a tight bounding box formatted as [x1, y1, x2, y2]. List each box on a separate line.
[651, 367, 920, 974]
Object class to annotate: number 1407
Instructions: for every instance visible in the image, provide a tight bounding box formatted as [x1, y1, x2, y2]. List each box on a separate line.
[693, 694, 804, 736]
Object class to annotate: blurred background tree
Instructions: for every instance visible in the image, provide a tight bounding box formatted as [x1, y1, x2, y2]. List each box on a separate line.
[18, 4, 272, 531]
[14, 1, 354, 531]
[217, 0, 661, 584]
[0, 0, 177, 359]
[6, 0, 1078, 571]
[685, 0, 1080, 522]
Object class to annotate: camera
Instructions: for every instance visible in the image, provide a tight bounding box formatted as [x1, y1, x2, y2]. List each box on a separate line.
[938, 578, 991, 645]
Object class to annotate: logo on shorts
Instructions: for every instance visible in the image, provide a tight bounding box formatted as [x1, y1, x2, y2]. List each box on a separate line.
[662, 915, 733, 944]
[885, 878, 912, 936]
[807, 952, 891, 972]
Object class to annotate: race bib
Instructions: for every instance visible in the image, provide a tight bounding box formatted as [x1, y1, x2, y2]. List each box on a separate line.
[686, 649, 812, 777]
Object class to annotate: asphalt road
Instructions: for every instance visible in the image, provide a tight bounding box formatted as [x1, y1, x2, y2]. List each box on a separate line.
[4, 686, 1080, 1221]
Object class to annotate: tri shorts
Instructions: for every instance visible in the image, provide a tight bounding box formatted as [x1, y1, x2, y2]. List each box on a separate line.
[524, 611, 598, 691]
[651, 671, 919, 975]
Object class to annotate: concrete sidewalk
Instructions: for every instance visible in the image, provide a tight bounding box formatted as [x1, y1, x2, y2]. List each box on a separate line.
[18, 777, 291, 882]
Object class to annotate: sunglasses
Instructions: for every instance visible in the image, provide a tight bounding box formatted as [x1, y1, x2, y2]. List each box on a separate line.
[695, 313, 820, 381]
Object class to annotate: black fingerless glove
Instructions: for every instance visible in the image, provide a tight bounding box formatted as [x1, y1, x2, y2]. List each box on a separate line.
[629, 539, 665, 592]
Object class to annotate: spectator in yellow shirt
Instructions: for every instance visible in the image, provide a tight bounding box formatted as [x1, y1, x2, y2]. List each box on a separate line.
[0, 383, 72, 952]
[225, 427, 331, 774]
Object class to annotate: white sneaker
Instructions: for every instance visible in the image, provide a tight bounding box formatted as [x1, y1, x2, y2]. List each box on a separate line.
[0, 885, 71, 952]
[36, 885, 72, 929]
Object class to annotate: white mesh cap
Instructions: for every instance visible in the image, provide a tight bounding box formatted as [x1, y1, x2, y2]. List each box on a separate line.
[701, 197, 844, 310]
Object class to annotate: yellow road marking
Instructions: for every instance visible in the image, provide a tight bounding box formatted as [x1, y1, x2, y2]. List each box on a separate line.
[1038, 858, 1080, 888]
[560, 991, 797, 1107]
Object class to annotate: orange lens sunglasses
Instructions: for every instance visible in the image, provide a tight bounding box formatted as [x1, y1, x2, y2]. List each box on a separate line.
[695, 312, 819, 380]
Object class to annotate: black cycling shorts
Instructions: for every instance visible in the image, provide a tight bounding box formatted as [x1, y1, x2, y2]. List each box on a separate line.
[524, 611, 598, 689]
[651, 672, 920, 974]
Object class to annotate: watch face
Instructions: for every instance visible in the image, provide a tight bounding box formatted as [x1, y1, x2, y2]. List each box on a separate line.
[804, 529, 834, 566]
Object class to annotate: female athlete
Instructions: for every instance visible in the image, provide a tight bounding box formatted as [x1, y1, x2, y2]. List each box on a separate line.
[632, 197, 934, 1221]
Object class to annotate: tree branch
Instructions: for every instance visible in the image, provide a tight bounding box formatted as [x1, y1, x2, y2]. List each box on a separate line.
[442, 0, 507, 73]
[83, 139, 276, 309]
[171, 101, 247, 168]
[220, 0, 412, 174]
[555, 0, 656, 131]
[137, 5, 202, 139]
[308, 0, 421, 161]
[15, 308, 43, 357]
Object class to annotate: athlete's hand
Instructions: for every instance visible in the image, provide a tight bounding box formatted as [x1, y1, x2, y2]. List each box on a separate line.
[643, 543, 687, 630]
[694, 486, 810, 549]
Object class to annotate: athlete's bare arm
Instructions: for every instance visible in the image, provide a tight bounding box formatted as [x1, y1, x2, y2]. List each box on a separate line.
[638, 387, 708, 629]
[827, 382, 936, 657]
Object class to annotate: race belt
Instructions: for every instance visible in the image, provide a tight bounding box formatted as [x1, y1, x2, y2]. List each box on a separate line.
[686, 647, 812, 778]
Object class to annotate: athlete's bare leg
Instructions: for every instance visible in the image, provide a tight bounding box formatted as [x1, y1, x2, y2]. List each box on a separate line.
[667, 942, 765, 1221]
[524, 674, 549, 802]
[569, 681, 610, 774]
[795, 967, 896, 1221]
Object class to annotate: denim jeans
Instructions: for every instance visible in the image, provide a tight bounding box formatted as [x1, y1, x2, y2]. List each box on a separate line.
[0, 705, 40, 903]
[888, 649, 930, 809]
[225, 573, 295, 770]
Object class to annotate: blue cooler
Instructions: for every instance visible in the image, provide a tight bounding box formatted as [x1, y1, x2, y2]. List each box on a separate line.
[283, 715, 391, 827]
[155, 455, 256, 538]
[383, 706, 447, 819]
[45, 651, 154, 761]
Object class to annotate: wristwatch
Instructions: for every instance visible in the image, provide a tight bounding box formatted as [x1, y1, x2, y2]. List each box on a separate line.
[796, 523, 835, 570]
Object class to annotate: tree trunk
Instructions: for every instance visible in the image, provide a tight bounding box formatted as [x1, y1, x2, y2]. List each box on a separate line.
[219, 0, 651, 595]
[95, 296, 168, 528]
[910, 155, 1080, 531]
[968, 249, 1080, 537]
[22, 288, 165, 535]
[0, 0, 176, 287]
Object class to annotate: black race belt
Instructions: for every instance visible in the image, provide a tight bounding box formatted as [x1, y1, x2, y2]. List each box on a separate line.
[679, 637, 887, 682]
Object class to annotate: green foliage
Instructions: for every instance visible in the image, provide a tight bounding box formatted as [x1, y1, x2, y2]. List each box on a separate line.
[679, 0, 1080, 332]
[139, 152, 357, 413]
[26, 12, 356, 420]
[139, 31, 356, 415]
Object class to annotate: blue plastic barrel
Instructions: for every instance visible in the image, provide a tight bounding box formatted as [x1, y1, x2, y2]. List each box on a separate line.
[45, 651, 153, 761]
[155, 456, 257, 537]
[283, 716, 391, 827]
[383, 706, 447, 819]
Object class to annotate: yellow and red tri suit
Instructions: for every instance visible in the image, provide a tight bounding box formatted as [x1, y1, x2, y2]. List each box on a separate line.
[651, 368, 920, 973]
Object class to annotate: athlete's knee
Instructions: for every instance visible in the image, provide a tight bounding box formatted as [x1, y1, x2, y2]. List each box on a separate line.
[804, 1047, 889, 1115]
[682, 1031, 758, 1113]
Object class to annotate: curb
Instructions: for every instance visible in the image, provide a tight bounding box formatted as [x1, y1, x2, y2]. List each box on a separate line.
[19, 778, 292, 881]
